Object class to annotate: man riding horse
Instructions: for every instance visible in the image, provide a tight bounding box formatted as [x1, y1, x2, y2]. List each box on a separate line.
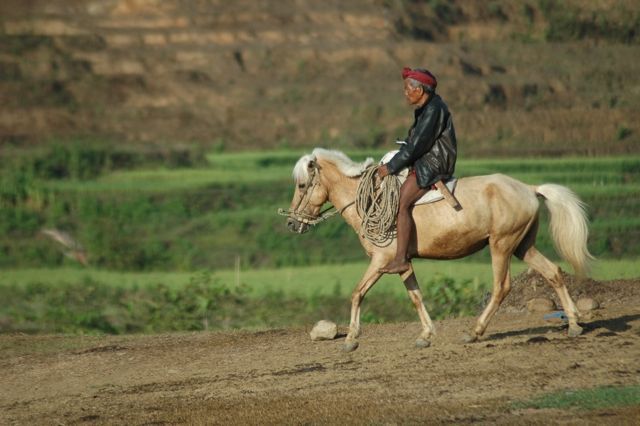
[283, 68, 591, 349]
[377, 67, 458, 274]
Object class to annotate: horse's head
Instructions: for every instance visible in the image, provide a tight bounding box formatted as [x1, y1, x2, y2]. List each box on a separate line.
[282, 153, 329, 234]
[280, 148, 375, 233]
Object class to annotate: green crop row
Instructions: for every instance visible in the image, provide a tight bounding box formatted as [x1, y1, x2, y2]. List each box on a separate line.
[0, 271, 483, 334]
[1, 145, 638, 270]
[3, 254, 638, 335]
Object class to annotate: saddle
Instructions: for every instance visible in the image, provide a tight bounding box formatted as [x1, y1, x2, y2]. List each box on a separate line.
[379, 150, 462, 211]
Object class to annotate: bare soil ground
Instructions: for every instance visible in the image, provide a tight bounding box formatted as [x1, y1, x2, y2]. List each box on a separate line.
[1, 276, 639, 425]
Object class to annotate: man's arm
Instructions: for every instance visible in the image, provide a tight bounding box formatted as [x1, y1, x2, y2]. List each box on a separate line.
[385, 106, 441, 175]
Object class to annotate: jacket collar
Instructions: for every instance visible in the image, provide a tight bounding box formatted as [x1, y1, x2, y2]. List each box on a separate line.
[414, 93, 438, 118]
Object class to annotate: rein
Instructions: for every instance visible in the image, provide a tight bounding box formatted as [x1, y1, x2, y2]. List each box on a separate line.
[277, 202, 354, 227]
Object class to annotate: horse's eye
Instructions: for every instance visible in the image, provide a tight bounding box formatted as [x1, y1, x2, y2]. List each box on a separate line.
[297, 183, 305, 189]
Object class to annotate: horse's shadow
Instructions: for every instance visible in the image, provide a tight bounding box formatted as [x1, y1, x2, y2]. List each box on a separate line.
[485, 313, 640, 342]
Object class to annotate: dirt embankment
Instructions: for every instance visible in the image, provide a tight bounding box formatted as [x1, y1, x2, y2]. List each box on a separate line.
[1, 0, 639, 154]
[1, 276, 639, 425]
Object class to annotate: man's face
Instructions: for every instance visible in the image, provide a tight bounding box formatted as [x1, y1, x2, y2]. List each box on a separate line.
[403, 79, 424, 105]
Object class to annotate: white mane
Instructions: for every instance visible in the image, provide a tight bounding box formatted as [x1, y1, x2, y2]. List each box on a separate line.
[292, 148, 374, 182]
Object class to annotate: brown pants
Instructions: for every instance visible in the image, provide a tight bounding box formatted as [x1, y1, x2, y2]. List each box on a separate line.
[394, 173, 430, 262]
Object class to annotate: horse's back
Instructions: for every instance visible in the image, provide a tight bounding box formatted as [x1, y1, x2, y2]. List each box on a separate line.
[456, 173, 539, 213]
[413, 173, 540, 259]
[458, 173, 533, 192]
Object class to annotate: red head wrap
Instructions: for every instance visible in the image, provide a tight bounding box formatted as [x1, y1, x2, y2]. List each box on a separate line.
[402, 67, 437, 89]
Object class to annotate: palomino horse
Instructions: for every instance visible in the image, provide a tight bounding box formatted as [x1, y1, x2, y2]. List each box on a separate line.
[282, 148, 593, 351]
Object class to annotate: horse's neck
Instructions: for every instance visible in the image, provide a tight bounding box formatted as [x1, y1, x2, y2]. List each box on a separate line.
[321, 166, 362, 231]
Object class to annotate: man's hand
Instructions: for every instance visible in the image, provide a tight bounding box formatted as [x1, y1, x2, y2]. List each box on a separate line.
[377, 164, 390, 179]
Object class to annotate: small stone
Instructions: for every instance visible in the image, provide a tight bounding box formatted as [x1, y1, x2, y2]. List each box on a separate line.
[526, 297, 556, 313]
[576, 297, 599, 312]
[310, 320, 337, 341]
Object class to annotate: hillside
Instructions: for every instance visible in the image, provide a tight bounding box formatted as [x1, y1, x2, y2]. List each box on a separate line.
[1, 0, 639, 155]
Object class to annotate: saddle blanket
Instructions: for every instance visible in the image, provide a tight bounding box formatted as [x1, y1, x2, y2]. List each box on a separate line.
[379, 150, 457, 206]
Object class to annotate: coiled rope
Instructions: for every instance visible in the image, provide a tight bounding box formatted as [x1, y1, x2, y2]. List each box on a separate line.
[356, 166, 401, 247]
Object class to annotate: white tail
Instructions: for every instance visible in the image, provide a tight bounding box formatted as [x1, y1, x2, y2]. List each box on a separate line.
[536, 184, 595, 278]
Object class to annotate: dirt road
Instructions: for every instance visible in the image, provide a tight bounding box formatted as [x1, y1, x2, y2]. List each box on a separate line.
[1, 278, 639, 425]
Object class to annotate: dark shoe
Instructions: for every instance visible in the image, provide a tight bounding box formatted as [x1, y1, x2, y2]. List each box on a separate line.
[379, 259, 411, 274]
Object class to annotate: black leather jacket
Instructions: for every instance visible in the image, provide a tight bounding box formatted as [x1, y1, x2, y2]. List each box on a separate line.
[385, 94, 457, 188]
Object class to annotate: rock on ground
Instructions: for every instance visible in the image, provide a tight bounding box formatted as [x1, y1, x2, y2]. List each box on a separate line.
[577, 297, 599, 311]
[526, 297, 556, 313]
[310, 320, 337, 341]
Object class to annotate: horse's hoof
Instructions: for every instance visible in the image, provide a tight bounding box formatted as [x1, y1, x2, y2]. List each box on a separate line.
[462, 333, 478, 344]
[415, 338, 431, 348]
[343, 340, 359, 352]
[568, 324, 583, 338]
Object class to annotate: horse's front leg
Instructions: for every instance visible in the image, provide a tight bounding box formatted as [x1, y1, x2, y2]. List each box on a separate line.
[344, 257, 385, 352]
[401, 267, 436, 348]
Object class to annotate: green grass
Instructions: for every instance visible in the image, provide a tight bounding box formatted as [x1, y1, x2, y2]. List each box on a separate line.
[0, 268, 483, 334]
[513, 385, 640, 411]
[2, 258, 637, 297]
[44, 167, 293, 192]
[1, 258, 637, 334]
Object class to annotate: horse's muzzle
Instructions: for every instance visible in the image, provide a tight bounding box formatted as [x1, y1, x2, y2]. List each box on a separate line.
[286, 218, 309, 234]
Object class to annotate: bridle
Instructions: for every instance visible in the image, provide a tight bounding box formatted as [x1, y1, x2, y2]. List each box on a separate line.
[278, 164, 354, 230]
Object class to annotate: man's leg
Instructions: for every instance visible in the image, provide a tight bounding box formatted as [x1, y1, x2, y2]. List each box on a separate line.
[380, 174, 429, 274]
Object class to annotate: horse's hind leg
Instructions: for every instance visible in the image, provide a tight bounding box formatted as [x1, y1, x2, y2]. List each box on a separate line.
[519, 246, 582, 337]
[401, 267, 435, 348]
[464, 250, 512, 343]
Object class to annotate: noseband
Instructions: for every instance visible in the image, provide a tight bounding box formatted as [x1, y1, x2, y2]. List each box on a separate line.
[278, 165, 354, 228]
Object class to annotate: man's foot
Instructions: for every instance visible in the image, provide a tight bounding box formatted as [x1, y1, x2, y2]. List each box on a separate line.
[379, 259, 411, 274]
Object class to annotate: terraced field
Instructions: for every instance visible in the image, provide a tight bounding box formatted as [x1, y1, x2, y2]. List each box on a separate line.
[1, 150, 638, 334]
[1, 2, 638, 421]
[3, 150, 637, 271]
